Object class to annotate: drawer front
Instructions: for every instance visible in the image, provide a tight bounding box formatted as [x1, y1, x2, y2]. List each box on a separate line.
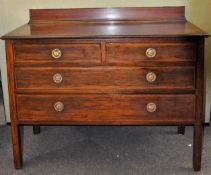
[107, 43, 196, 65]
[16, 94, 195, 124]
[14, 42, 101, 66]
[15, 67, 195, 91]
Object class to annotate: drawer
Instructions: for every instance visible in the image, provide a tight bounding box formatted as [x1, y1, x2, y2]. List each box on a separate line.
[15, 67, 195, 91]
[107, 42, 196, 65]
[16, 94, 195, 124]
[14, 41, 101, 66]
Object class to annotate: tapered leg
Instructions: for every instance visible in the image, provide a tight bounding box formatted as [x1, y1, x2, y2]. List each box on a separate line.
[11, 124, 23, 169]
[20, 125, 24, 154]
[33, 125, 41, 135]
[192, 38, 204, 171]
[193, 124, 203, 171]
[177, 125, 185, 135]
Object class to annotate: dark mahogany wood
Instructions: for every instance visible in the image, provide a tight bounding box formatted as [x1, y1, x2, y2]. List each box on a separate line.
[1, 22, 207, 40]
[33, 125, 41, 135]
[193, 37, 205, 171]
[29, 7, 186, 22]
[1, 7, 208, 171]
[178, 125, 185, 135]
[107, 42, 197, 65]
[15, 67, 195, 91]
[16, 94, 195, 124]
[5, 41, 22, 169]
[14, 42, 101, 66]
[1, 7, 207, 40]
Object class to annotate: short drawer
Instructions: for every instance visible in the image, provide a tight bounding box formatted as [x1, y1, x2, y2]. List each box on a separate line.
[107, 42, 196, 65]
[16, 94, 195, 124]
[15, 67, 195, 91]
[14, 41, 101, 66]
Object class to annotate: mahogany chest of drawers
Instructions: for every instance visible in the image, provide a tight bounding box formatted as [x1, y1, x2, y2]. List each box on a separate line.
[1, 7, 208, 171]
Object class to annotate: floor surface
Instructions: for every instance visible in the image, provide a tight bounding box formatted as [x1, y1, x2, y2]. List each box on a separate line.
[0, 125, 210, 175]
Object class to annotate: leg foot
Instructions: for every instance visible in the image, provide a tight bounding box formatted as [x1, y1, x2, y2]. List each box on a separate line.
[33, 125, 40, 135]
[178, 125, 185, 135]
[193, 124, 203, 171]
[11, 124, 23, 169]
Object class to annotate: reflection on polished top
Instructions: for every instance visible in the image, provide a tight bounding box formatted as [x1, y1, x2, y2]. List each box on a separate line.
[1, 7, 207, 39]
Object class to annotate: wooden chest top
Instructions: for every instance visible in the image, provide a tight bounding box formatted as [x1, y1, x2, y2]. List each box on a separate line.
[1, 7, 208, 40]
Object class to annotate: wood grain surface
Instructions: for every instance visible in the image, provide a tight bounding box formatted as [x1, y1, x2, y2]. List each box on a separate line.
[15, 67, 195, 91]
[16, 94, 195, 124]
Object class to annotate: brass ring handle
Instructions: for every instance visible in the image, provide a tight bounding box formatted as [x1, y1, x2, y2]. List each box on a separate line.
[146, 72, 157, 83]
[147, 102, 157, 113]
[52, 49, 62, 59]
[53, 73, 63, 84]
[146, 48, 157, 58]
[54, 101, 64, 112]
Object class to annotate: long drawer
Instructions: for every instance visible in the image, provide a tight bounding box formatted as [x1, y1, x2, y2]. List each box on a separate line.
[15, 67, 195, 91]
[14, 42, 102, 66]
[16, 94, 195, 124]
